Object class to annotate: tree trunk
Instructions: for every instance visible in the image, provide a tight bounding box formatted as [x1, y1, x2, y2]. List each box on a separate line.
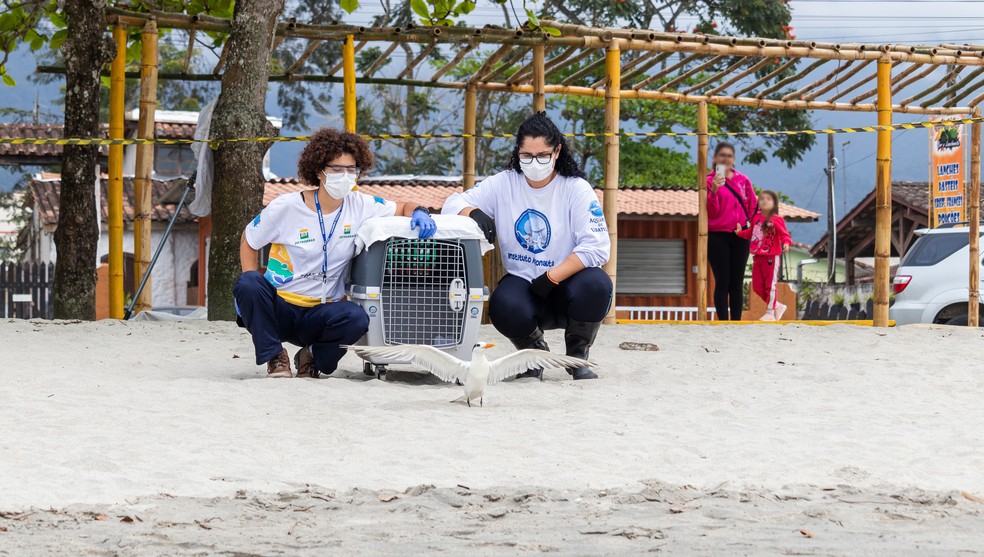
[207, 0, 284, 321]
[54, 0, 113, 320]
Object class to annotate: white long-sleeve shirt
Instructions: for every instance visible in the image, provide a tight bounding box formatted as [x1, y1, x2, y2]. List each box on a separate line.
[442, 170, 610, 281]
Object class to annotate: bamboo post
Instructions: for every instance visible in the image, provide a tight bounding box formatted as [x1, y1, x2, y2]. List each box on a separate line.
[463, 84, 477, 189]
[602, 40, 621, 324]
[697, 101, 709, 321]
[968, 107, 981, 327]
[873, 57, 893, 327]
[343, 35, 356, 132]
[134, 20, 158, 314]
[532, 43, 546, 111]
[108, 25, 126, 319]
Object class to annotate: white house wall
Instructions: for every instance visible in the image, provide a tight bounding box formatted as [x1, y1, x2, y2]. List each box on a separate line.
[95, 222, 199, 307]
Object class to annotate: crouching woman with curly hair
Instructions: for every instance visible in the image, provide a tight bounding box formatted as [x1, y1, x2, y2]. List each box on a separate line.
[234, 128, 437, 378]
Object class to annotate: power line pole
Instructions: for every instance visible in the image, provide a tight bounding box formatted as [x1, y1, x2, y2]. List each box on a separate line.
[824, 133, 837, 285]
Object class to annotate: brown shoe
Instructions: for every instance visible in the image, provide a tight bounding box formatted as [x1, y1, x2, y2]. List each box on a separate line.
[295, 347, 316, 378]
[266, 348, 292, 378]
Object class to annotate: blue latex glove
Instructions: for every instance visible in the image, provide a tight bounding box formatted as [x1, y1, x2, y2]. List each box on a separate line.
[411, 209, 437, 239]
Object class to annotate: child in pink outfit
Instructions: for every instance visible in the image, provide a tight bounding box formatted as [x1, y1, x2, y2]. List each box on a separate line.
[735, 190, 792, 320]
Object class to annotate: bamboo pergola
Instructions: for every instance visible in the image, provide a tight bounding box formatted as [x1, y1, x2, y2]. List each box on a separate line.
[101, 6, 984, 326]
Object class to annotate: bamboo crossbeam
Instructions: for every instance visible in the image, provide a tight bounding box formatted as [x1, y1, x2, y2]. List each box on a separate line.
[474, 81, 971, 114]
[926, 67, 984, 107]
[900, 65, 964, 105]
[544, 48, 595, 80]
[850, 62, 923, 104]
[705, 56, 774, 96]
[890, 62, 941, 97]
[755, 58, 828, 99]
[212, 42, 229, 74]
[183, 29, 195, 73]
[591, 51, 657, 88]
[802, 59, 874, 101]
[729, 58, 798, 98]
[397, 41, 437, 80]
[328, 40, 366, 76]
[107, 7, 984, 67]
[826, 69, 878, 103]
[631, 53, 699, 90]
[620, 52, 673, 86]
[480, 47, 526, 82]
[467, 44, 512, 83]
[781, 60, 855, 101]
[543, 45, 578, 73]
[681, 57, 751, 95]
[362, 41, 400, 78]
[285, 39, 322, 75]
[657, 55, 726, 92]
[945, 74, 984, 106]
[560, 55, 609, 86]
[431, 42, 480, 82]
[507, 45, 556, 85]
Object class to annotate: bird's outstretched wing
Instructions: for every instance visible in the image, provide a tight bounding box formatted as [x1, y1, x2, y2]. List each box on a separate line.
[487, 350, 594, 385]
[343, 344, 467, 383]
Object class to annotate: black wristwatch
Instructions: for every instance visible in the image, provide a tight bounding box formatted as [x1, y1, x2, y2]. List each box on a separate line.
[413, 205, 430, 215]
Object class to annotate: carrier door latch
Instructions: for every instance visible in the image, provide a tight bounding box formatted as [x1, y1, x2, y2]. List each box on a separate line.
[448, 278, 467, 312]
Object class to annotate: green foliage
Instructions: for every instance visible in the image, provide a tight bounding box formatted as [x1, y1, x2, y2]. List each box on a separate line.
[618, 142, 697, 188]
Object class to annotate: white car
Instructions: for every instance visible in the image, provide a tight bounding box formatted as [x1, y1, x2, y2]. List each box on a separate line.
[890, 226, 984, 326]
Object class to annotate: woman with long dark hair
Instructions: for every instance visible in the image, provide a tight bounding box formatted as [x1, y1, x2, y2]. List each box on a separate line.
[707, 141, 757, 321]
[442, 112, 611, 380]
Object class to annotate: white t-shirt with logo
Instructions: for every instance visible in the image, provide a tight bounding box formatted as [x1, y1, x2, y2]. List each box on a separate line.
[441, 170, 610, 281]
[244, 190, 397, 305]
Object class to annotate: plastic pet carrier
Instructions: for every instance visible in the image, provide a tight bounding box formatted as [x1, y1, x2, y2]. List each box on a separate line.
[347, 215, 491, 378]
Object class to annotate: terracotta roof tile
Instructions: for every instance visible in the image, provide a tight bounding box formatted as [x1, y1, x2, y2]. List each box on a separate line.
[263, 177, 819, 222]
[155, 122, 196, 139]
[29, 178, 195, 228]
[0, 123, 109, 160]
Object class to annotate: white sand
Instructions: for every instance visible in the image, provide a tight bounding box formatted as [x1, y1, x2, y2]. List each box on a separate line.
[2, 319, 983, 554]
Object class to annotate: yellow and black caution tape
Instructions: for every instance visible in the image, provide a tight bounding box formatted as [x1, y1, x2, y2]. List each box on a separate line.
[1, 116, 979, 146]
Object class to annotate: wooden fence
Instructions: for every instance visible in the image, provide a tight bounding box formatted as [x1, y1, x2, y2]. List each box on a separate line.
[0, 262, 54, 319]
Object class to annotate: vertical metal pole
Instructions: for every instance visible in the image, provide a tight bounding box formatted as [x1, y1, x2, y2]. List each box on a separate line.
[826, 133, 836, 284]
[532, 44, 546, 112]
[697, 101, 709, 321]
[134, 20, 158, 314]
[873, 57, 892, 327]
[602, 39, 621, 324]
[968, 107, 981, 327]
[463, 83, 477, 189]
[108, 25, 126, 319]
[343, 35, 356, 132]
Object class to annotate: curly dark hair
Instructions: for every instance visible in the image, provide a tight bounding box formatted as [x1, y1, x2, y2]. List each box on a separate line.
[297, 128, 374, 186]
[509, 112, 586, 179]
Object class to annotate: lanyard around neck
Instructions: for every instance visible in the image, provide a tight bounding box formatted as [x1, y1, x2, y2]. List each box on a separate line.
[313, 191, 344, 303]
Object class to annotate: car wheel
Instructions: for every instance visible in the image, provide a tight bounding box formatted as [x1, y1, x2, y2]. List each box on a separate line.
[946, 314, 969, 326]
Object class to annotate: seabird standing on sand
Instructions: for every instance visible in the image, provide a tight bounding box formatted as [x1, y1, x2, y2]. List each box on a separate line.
[345, 342, 593, 407]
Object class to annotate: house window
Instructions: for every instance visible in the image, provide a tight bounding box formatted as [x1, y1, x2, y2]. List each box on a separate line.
[616, 238, 686, 295]
[155, 144, 196, 175]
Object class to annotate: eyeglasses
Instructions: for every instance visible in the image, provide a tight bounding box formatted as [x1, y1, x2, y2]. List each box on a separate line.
[322, 165, 361, 175]
[518, 152, 555, 165]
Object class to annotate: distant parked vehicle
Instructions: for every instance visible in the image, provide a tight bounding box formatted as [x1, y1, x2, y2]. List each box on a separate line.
[890, 225, 984, 326]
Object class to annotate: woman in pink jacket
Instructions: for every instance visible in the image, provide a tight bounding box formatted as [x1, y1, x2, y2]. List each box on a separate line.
[706, 142, 757, 321]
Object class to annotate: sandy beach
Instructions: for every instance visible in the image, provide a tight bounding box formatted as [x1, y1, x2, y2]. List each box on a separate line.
[1, 319, 983, 554]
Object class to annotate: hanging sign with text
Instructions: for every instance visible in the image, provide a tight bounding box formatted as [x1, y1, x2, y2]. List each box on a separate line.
[929, 118, 966, 227]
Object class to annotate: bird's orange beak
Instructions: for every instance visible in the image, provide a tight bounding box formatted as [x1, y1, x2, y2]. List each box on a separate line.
[483, 343, 496, 349]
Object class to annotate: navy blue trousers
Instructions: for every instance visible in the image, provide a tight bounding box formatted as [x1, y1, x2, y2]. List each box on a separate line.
[488, 267, 613, 338]
[233, 271, 369, 374]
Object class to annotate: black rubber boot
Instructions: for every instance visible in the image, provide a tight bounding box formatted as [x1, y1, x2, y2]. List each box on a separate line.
[565, 319, 601, 380]
[508, 327, 549, 380]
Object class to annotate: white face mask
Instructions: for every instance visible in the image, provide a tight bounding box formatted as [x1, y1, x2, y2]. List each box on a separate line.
[320, 170, 358, 200]
[520, 156, 556, 182]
